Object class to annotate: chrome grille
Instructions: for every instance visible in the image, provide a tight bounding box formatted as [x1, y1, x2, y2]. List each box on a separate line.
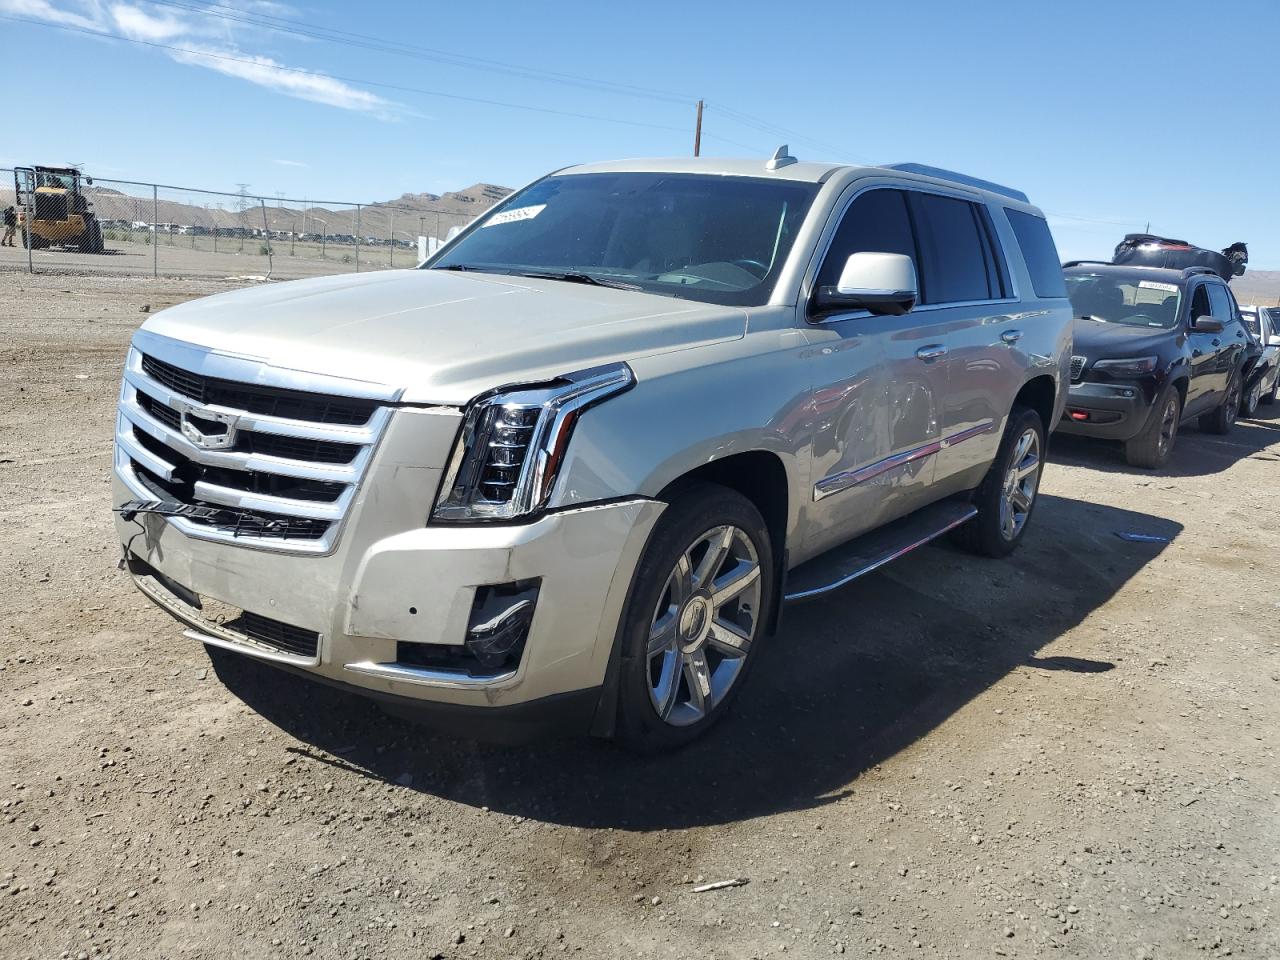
[1070, 355, 1087, 382]
[115, 331, 399, 554]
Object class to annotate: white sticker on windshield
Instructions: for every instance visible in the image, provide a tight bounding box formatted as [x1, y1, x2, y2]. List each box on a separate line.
[1138, 280, 1178, 293]
[483, 204, 546, 228]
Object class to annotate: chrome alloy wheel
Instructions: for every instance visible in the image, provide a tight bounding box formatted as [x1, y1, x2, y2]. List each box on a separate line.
[646, 525, 762, 727]
[1156, 395, 1179, 458]
[999, 428, 1041, 542]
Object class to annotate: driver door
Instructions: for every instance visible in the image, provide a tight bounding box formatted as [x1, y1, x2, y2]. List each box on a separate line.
[1185, 283, 1221, 414]
[801, 187, 948, 558]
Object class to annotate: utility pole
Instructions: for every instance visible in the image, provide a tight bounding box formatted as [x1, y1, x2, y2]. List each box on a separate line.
[693, 99, 703, 157]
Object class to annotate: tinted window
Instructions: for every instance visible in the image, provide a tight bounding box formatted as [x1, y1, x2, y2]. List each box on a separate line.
[1005, 209, 1067, 298]
[1207, 283, 1233, 321]
[910, 193, 991, 303]
[1190, 285, 1212, 320]
[816, 189, 916, 290]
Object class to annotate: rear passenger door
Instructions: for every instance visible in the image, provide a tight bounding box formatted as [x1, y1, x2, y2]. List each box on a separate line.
[906, 191, 1023, 486]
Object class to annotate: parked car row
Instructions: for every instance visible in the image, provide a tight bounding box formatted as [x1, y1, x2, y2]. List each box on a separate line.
[1058, 258, 1276, 468]
[108, 149, 1267, 751]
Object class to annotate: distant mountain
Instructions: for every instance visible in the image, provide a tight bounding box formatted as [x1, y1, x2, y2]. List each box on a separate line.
[0, 181, 513, 240]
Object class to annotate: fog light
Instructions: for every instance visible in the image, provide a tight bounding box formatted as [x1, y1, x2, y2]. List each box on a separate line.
[463, 580, 539, 671]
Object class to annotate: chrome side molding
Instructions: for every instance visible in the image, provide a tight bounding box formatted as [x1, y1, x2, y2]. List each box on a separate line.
[814, 420, 994, 501]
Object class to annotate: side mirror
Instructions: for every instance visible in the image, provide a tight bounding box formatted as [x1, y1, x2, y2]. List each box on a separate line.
[812, 252, 918, 318]
[1268, 334, 1280, 348]
[1190, 315, 1225, 334]
[85, 177, 93, 186]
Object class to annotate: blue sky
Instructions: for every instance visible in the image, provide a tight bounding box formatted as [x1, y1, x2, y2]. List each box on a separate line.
[4, 0, 1278, 266]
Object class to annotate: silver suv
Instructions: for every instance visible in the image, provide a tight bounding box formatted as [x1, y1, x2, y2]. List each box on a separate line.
[112, 151, 1072, 751]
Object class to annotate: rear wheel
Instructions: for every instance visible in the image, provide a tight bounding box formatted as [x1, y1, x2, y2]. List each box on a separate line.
[20, 228, 45, 250]
[954, 405, 1045, 558]
[615, 483, 772, 753]
[1199, 368, 1240, 434]
[1261, 373, 1278, 406]
[1124, 385, 1181, 469]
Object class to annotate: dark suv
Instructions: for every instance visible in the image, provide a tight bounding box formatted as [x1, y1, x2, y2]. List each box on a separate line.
[1059, 263, 1252, 468]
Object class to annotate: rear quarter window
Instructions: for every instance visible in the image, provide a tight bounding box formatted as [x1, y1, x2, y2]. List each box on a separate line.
[1005, 209, 1067, 299]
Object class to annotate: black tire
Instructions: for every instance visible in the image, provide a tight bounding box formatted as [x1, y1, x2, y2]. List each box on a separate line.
[20, 228, 44, 250]
[1124, 385, 1181, 469]
[1261, 374, 1278, 406]
[954, 405, 1046, 559]
[614, 483, 774, 754]
[1240, 374, 1262, 418]
[80, 218, 104, 254]
[1199, 368, 1241, 434]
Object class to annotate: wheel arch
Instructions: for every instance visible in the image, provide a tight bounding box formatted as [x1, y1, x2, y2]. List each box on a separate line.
[1012, 374, 1057, 434]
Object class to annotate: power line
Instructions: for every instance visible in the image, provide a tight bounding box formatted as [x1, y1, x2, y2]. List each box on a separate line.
[0, 14, 695, 136]
[149, 0, 695, 107]
[149, 0, 867, 160]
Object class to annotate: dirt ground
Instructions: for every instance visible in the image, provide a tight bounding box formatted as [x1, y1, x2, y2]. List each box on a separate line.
[1, 271, 1277, 960]
[0, 237, 401, 283]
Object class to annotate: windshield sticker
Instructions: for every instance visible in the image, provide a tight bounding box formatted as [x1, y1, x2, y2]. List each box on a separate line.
[483, 204, 546, 228]
[1138, 280, 1178, 293]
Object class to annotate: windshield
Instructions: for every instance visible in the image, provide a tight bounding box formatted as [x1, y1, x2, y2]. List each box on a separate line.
[1064, 273, 1182, 328]
[427, 172, 819, 306]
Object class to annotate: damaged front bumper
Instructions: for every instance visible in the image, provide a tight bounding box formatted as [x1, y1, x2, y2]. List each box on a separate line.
[115, 471, 663, 733]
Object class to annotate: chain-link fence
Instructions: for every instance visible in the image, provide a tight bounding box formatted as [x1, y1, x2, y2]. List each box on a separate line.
[0, 168, 501, 281]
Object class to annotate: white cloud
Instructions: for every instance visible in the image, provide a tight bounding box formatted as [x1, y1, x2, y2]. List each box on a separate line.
[168, 44, 392, 114]
[109, 3, 187, 41]
[270, 158, 307, 167]
[0, 0, 106, 31]
[4, 0, 395, 116]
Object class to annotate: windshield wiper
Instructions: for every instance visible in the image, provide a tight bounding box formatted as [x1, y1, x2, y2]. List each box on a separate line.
[514, 270, 641, 291]
[1078, 314, 1108, 323]
[435, 263, 504, 274]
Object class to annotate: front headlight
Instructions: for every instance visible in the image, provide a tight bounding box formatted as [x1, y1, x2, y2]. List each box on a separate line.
[432, 362, 635, 522]
[1091, 355, 1159, 378]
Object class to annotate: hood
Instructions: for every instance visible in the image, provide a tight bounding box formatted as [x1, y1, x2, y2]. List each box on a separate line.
[140, 269, 746, 405]
[1071, 317, 1177, 359]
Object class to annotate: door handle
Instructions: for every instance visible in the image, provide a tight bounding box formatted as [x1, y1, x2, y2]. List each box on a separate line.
[1000, 329, 1023, 344]
[916, 344, 947, 361]
[1211, 339, 1221, 347]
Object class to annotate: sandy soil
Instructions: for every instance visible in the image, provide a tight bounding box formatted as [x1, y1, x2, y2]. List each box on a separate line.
[1, 272, 1277, 960]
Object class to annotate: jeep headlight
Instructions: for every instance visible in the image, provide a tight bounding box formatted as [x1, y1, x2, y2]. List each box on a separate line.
[432, 363, 634, 522]
[1091, 355, 1158, 378]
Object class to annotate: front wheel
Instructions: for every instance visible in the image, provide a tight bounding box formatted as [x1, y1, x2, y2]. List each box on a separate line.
[1240, 375, 1262, 418]
[1261, 373, 1278, 406]
[1199, 369, 1240, 435]
[954, 406, 1045, 558]
[614, 483, 773, 753]
[1124, 385, 1181, 469]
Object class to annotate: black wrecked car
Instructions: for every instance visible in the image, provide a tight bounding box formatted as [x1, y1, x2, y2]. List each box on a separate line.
[1059, 262, 1253, 468]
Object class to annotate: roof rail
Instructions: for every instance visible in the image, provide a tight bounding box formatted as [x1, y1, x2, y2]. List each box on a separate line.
[883, 163, 1029, 203]
[1181, 266, 1218, 278]
[1061, 260, 1112, 268]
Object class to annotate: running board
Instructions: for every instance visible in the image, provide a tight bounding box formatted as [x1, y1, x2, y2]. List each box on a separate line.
[784, 498, 977, 602]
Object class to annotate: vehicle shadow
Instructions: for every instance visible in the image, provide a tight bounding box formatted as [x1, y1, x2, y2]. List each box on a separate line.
[211, 493, 1181, 830]
[1050, 403, 1280, 477]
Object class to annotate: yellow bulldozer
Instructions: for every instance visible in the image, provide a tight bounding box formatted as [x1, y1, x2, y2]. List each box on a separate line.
[14, 165, 105, 253]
